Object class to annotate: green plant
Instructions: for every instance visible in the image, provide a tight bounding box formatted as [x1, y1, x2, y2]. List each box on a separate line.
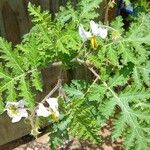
[0, 0, 150, 150]
[135, 0, 150, 11]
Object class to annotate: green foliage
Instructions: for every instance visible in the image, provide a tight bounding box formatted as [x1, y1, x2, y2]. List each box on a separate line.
[124, 0, 131, 5]
[56, 0, 102, 25]
[0, 0, 150, 150]
[64, 80, 101, 143]
[78, 0, 102, 23]
[68, 98, 100, 143]
[49, 117, 70, 150]
[0, 3, 55, 109]
[0, 38, 36, 108]
[135, 0, 150, 11]
[64, 80, 88, 98]
[133, 62, 150, 88]
[28, 2, 51, 25]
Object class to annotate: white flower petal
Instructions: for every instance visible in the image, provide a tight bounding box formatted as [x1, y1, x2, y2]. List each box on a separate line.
[17, 100, 26, 108]
[97, 28, 108, 39]
[90, 20, 99, 36]
[19, 109, 28, 118]
[90, 20, 108, 39]
[12, 116, 22, 123]
[5, 100, 25, 109]
[5, 101, 17, 109]
[36, 103, 50, 117]
[46, 98, 58, 112]
[79, 24, 91, 41]
[85, 32, 92, 39]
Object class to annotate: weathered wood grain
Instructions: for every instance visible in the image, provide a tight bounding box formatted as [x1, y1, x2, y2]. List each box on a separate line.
[0, 113, 31, 146]
[2, 1, 21, 44]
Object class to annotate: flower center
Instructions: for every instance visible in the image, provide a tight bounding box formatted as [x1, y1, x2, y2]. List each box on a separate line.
[51, 112, 59, 122]
[8, 105, 19, 115]
[48, 107, 59, 122]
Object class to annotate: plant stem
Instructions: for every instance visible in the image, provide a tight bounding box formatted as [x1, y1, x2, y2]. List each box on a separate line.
[41, 79, 61, 104]
[104, 0, 110, 25]
[29, 79, 61, 134]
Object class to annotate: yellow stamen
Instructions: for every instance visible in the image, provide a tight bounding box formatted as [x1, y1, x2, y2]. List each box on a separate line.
[90, 36, 97, 49]
[51, 112, 59, 122]
[9, 105, 19, 115]
[48, 108, 59, 122]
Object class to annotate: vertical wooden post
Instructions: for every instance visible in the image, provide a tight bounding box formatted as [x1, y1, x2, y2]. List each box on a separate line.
[2, 2, 21, 44]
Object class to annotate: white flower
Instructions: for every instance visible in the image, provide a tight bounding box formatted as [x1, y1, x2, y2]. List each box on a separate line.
[90, 20, 108, 39]
[46, 98, 60, 118]
[97, 27, 108, 39]
[79, 21, 108, 42]
[36, 103, 50, 117]
[90, 20, 100, 36]
[5, 100, 28, 123]
[36, 97, 59, 120]
[79, 24, 92, 42]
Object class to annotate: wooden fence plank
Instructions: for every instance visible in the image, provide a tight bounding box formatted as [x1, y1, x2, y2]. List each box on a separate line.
[0, 113, 31, 146]
[2, 1, 21, 44]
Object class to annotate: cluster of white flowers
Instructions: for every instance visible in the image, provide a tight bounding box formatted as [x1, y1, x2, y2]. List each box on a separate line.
[79, 20, 108, 48]
[4, 98, 59, 123]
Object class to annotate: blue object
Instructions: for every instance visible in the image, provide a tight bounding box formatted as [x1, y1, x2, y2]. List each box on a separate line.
[116, 0, 134, 15]
[122, 5, 134, 14]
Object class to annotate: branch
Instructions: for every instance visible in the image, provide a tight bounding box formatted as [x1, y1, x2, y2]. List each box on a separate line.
[104, 0, 115, 25]
[41, 79, 62, 104]
[104, 0, 110, 24]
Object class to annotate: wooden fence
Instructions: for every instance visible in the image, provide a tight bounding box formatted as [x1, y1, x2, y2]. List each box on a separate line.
[0, 0, 71, 45]
[0, 0, 116, 146]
